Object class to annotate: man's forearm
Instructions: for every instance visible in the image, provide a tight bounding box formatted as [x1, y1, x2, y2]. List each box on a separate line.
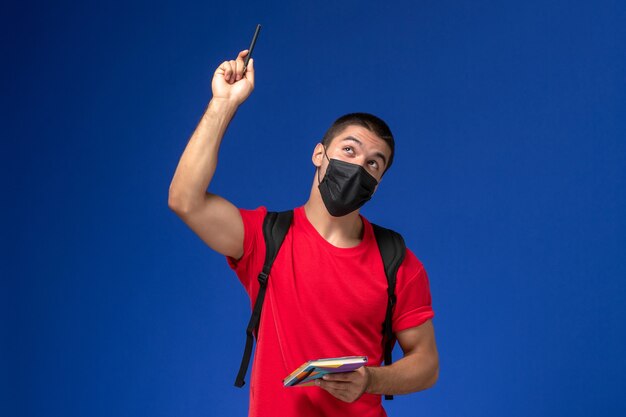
[168, 98, 238, 212]
[366, 350, 439, 395]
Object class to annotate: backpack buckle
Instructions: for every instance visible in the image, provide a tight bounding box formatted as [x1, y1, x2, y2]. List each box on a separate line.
[258, 272, 269, 286]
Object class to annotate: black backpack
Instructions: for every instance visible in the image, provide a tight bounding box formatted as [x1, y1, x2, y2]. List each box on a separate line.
[234, 210, 406, 400]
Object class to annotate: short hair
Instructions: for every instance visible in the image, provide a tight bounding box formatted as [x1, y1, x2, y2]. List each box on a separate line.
[321, 112, 395, 173]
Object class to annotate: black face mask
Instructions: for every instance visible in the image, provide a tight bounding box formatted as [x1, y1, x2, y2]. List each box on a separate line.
[318, 152, 379, 217]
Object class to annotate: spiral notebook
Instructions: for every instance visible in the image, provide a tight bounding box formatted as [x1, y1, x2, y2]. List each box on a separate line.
[283, 356, 367, 387]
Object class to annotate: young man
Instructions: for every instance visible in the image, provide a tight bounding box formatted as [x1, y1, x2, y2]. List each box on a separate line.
[168, 50, 439, 417]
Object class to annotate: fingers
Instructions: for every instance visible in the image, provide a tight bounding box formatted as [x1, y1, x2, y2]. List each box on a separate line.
[316, 379, 359, 403]
[321, 372, 355, 382]
[244, 58, 254, 84]
[215, 61, 232, 82]
[237, 49, 249, 60]
[314, 370, 368, 403]
[215, 51, 250, 83]
[317, 379, 350, 391]
[234, 50, 248, 81]
[228, 59, 238, 82]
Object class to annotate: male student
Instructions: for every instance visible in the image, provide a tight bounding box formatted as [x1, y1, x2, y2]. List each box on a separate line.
[168, 50, 439, 417]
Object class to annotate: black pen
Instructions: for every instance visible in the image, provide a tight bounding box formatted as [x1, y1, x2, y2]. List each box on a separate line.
[243, 24, 261, 73]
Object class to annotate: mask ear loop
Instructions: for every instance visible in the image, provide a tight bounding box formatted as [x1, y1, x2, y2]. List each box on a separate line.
[317, 145, 330, 185]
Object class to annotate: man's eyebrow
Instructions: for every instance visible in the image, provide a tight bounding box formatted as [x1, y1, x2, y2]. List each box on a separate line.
[340, 136, 388, 168]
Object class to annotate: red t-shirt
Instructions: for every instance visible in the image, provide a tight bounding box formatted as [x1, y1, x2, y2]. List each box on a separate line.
[227, 206, 434, 417]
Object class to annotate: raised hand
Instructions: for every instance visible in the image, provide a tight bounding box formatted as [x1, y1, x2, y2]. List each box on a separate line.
[212, 50, 255, 106]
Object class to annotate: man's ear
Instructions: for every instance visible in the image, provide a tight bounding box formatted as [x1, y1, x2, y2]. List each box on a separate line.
[312, 143, 325, 168]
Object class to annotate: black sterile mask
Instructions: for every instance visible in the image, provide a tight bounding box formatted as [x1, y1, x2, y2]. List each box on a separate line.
[317, 149, 379, 217]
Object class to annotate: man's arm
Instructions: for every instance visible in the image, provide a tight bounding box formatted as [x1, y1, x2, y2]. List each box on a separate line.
[316, 320, 439, 402]
[168, 50, 254, 259]
[366, 320, 439, 394]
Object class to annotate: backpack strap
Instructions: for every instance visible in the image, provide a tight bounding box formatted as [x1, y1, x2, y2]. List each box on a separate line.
[372, 223, 406, 401]
[235, 210, 293, 388]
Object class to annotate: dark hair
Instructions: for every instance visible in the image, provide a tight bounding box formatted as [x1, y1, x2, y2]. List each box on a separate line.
[321, 112, 395, 173]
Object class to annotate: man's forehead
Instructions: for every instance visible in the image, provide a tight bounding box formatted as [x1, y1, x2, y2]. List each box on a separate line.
[332, 126, 391, 154]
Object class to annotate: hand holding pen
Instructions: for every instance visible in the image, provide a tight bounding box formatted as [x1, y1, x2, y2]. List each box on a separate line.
[212, 24, 261, 106]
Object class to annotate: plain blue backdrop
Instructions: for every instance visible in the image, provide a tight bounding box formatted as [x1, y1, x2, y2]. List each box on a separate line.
[3, 0, 625, 416]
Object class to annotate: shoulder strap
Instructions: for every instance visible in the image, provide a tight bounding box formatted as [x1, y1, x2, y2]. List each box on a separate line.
[235, 210, 293, 388]
[371, 223, 406, 401]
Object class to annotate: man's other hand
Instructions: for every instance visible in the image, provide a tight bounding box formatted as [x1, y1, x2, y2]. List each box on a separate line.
[315, 366, 370, 403]
[212, 50, 255, 105]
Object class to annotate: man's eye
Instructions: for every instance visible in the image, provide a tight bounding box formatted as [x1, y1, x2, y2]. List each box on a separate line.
[343, 146, 354, 153]
[368, 160, 379, 169]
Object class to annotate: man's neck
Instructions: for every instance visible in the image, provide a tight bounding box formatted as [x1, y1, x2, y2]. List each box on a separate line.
[302, 198, 364, 249]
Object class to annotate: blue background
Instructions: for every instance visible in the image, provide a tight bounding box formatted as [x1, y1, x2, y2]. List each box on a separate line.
[3, 0, 625, 416]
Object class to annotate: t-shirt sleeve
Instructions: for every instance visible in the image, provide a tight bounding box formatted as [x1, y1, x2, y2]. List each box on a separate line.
[392, 249, 435, 333]
[226, 206, 267, 299]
